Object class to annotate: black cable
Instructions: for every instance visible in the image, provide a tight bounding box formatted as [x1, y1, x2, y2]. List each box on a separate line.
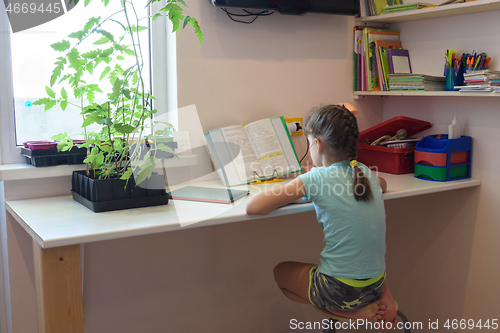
[221, 7, 274, 24]
[299, 137, 309, 164]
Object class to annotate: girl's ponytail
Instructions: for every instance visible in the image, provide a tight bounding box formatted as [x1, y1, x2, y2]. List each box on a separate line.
[350, 160, 373, 202]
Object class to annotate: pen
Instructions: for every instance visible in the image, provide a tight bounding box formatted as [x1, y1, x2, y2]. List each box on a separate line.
[474, 56, 481, 69]
[483, 57, 491, 68]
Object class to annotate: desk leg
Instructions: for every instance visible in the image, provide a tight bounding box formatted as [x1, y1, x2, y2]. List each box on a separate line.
[32, 240, 84, 333]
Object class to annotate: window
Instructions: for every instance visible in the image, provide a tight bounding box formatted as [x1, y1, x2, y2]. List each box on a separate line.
[0, 0, 173, 164]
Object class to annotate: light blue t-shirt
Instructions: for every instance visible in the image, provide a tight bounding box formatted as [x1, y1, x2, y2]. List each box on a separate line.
[298, 161, 386, 279]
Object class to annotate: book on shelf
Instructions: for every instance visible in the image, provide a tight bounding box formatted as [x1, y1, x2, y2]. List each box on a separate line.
[370, 0, 403, 15]
[205, 116, 302, 187]
[460, 69, 500, 91]
[354, 26, 364, 91]
[387, 48, 412, 74]
[387, 74, 446, 91]
[464, 69, 500, 76]
[381, 2, 435, 13]
[374, 40, 402, 91]
[363, 28, 400, 91]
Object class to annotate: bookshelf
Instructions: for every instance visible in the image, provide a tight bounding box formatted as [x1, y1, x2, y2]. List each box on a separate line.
[354, 0, 500, 98]
[355, 0, 500, 24]
[354, 91, 500, 99]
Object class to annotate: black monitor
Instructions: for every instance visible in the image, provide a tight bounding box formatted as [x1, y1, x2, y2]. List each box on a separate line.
[210, 0, 359, 15]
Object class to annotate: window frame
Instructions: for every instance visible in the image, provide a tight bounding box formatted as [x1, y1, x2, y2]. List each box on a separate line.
[0, 0, 175, 165]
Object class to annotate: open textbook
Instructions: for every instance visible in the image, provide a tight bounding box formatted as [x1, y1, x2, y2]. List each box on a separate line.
[205, 116, 302, 186]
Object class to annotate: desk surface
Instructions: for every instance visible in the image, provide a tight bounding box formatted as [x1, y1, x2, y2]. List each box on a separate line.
[5, 173, 481, 249]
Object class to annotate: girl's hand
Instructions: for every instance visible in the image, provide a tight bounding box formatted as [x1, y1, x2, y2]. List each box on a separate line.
[246, 177, 306, 215]
[378, 176, 387, 193]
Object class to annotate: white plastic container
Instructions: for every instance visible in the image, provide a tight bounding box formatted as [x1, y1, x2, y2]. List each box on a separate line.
[448, 115, 461, 139]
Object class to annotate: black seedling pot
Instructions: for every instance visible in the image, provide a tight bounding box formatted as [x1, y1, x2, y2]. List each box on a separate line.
[71, 170, 168, 213]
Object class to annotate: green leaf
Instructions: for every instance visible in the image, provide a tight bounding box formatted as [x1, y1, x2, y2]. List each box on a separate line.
[32, 97, 50, 105]
[86, 90, 95, 104]
[95, 152, 105, 166]
[60, 87, 68, 100]
[178, 0, 188, 8]
[182, 16, 190, 29]
[100, 117, 112, 126]
[46, 86, 55, 98]
[82, 50, 99, 59]
[68, 31, 85, 40]
[50, 40, 70, 52]
[60, 100, 68, 111]
[114, 124, 136, 134]
[67, 49, 82, 70]
[84, 0, 91, 6]
[94, 37, 110, 45]
[109, 78, 122, 100]
[44, 100, 57, 111]
[117, 55, 125, 60]
[123, 48, 135, 56]
[101, 48, 113, 57]
[152, 13, 162, 21]
[88, 84, 103, 93]
[50, 71, 60, 87]
[82, 115, 102, 127]
[120, 167, 134, 180]
[157, 145, 175, 155]
[130, 25, 149, 32]
[83, 155, 96, 164]
[83, 16, 100, 32]
[135, 157, 156, 185]
[99, 66, 111, 81]
[86, 62, 94, 75]
[189, 18, 203, 45]
[97, 29, 114, 42]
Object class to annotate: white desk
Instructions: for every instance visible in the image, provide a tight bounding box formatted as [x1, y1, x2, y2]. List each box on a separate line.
[6, 173, 481, 249]
[3, 173, 481, 333]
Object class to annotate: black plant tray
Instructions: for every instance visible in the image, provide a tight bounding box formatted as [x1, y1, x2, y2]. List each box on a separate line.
[71, 170, 169, 212]
[21, 147, 87, 167]
[71, 190, 168, 213]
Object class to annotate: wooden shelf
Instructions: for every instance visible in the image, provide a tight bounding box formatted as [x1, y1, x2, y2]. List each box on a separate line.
[355, 0, 500, 24]
[354, 91, 500, 99]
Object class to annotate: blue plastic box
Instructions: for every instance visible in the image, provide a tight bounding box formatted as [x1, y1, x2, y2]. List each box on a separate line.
[414, 135, 471, 181]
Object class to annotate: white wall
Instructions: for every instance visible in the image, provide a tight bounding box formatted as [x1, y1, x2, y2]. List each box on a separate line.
[382, 11, 500, 330]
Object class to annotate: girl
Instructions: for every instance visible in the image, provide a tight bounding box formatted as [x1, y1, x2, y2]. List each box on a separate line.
[246, 105, 397, 327]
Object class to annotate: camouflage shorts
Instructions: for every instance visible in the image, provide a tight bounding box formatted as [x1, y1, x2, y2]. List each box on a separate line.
[308, 266, 386, 311]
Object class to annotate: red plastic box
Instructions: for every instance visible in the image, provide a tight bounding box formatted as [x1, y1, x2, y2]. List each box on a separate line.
[358, 116, 432, 174]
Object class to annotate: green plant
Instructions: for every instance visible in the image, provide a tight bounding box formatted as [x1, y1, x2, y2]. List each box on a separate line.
[33, 0, 202, 185]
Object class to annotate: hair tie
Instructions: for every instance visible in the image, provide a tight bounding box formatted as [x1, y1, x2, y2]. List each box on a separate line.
[350, 160, 358, 168]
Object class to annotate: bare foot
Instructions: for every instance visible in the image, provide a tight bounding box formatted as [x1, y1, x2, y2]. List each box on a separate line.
[327, 301, 381, 321]
[376, 283, 398, 329]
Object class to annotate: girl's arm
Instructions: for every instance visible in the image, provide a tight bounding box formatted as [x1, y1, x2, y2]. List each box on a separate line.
[246, 177, 306, 215]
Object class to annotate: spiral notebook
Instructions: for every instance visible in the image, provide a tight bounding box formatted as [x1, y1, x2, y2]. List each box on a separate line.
[169, 186, 249, 204]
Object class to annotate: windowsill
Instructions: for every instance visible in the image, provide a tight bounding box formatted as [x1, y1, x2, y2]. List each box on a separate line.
[0, 155, 198, 181]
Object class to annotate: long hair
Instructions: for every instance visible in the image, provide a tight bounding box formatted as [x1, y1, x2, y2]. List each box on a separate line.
[303, 104, 373, 202]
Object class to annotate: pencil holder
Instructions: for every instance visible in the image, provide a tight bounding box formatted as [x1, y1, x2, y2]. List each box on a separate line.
[445, 67, 464, 91]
